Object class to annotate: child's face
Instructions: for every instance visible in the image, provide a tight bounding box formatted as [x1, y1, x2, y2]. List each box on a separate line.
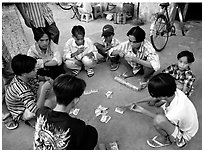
[25, 67, 37, 79]
[38, 34, 50, 50]
[178, 56, 190, 71]
[128, 35, 141, 50]
[73, 34, 84, 46]
[104, 35, 113, 43]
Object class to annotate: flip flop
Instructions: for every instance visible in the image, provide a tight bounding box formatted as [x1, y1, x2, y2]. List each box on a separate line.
[147, 136, 171, 148]
[87, 68, 94, 77]
[4, 119, 19, 130]
[138, 81, 148, 91]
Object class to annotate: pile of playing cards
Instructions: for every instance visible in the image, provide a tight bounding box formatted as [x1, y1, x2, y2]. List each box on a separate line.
[84, 89, 98, 95]
[109, 142, 119, 150]
[69, 108, 80, 116]
[95, 105, 111, 123]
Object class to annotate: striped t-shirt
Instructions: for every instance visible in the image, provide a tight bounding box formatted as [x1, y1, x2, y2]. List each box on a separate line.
[5, 76, 39, 121]
[22, 3, 54, 28]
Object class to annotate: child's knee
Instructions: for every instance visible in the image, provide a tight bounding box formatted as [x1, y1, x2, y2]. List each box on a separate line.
[153, 114, 167, 126]
[82, 56, 94, 66]
[22, 109, 35, 121]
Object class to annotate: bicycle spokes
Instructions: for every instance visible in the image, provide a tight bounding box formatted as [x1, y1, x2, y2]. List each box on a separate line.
[150, 14, 169, 52]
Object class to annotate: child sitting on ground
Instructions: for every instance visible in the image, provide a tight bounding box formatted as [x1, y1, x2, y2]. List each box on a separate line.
[4, 54, 54, 130]
[94, 24, 120, 71]
[33, 74, 98, 150]
[108, 26, 160, 90]
[162, 50, 195, 96]
[63, 25, 98, 77]
[122, 73, 199, 148]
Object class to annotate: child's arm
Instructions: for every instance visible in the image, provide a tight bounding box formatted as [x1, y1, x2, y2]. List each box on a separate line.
[36, 80, 53, 108]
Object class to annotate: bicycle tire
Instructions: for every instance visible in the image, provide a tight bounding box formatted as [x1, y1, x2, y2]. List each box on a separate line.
[58, 2, 73, 10]
[150, 14, 169, 52]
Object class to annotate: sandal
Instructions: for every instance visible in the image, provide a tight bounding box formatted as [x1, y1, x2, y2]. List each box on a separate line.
[147, 135, 171, 148]
[138, 81, 148, 91]
[72, 69, 80, 76]
[87, 68, 94, 77]
[4, 119, 19, 130]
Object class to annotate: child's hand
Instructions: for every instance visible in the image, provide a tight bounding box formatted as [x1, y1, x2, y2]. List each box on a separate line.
[41, 80, 53, 93]
[77, 46, 86, 54]
[86, 52, 95, 59]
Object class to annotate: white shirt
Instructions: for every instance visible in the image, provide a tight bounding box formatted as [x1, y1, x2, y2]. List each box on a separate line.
[108, 39, 160, 74]
[162, 89, 199, 141]
[63, 37, 98, 61]
[27, 41, 62, 68]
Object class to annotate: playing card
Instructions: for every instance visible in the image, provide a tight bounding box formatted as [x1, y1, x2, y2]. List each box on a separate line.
[100, 115, 111, 123]
[115, 107, 124, 114]
[72, 108, 80, 115]
[105, 115, 111, 123]
[69, 108, 80, 116]
[106, 91, 113, 99]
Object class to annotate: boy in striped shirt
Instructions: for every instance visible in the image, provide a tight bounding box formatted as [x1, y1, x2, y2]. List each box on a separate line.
[4, 54, 53, 130]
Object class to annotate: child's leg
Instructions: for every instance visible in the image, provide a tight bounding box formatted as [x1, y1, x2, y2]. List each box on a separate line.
[82, 55, 96, 77]
[142, 66, 155, 82]
[153, 114, 177, 143]
[109, 55, 120, 71]
[82, 55, 96, 70]
[94, 43, 107, 58]
[64, 58, 82, 72]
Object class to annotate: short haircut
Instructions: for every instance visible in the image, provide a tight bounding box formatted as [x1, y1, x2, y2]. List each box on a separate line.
[148, 73, 176, 98]
[127, 26, 146, 43]
[71, 25, 85, 37]
[33, 28, 51, 42]
[177, 50, 195, 63]
[11, 54, 37, 76]
[53, 74, 86, 106]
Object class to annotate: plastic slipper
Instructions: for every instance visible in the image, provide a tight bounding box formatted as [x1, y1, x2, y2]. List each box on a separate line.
[147, 136, 170, 148]
[72, 69, 80, 76]
[138, 81, 148, 91]
[87, 68, 94, 77]
[4, 119, 19, 130]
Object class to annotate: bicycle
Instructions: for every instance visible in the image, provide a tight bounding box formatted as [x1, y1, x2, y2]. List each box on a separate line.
[57, 2, 81, 21]
[150, 3, 186, 52]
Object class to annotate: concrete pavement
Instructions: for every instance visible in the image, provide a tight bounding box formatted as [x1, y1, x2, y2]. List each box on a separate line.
[2, 4, 202, 150]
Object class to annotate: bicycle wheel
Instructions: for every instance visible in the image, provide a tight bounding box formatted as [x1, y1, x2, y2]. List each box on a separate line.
[150, 14, 169, 52]
[58, 2, 74, 10]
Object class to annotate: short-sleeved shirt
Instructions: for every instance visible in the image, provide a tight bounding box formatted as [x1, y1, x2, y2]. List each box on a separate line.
[102, 37, 120, 49]
[161, 89, 199, 141]
[5, 76, 39, 120]
[109, 39, 160, 74]
[33, 106, 98, 150]
[162, 64, 195, 94]
[22, 3, 54, 28]
[27, 41, 62, 69]
[63, 37, 98, 61]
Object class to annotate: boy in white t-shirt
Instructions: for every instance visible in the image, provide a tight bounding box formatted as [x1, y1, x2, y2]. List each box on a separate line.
[122, 73, 199, 148]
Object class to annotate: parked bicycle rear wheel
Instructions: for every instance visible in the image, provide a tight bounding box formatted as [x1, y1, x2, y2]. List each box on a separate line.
[58, 2, 74, 10]
[150, 14, 169, 52]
